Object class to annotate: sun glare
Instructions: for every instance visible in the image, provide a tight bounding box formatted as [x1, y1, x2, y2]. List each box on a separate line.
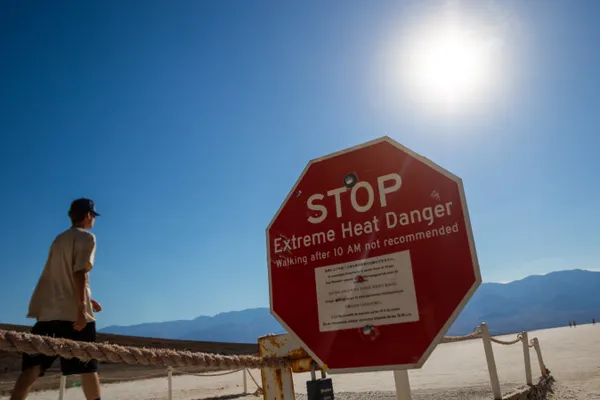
[416, 32, 488, 98]
[396, 19, 503, 114]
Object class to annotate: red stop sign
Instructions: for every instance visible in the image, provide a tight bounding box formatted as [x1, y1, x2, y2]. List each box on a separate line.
[267, 136, 481, 373]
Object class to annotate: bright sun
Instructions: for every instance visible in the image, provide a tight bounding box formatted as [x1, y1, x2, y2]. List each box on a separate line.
[400, 22, 501, 113]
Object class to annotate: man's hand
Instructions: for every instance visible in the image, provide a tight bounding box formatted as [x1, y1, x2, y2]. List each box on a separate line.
[73, 305, 87, 331]
[91, 299, 102, 312]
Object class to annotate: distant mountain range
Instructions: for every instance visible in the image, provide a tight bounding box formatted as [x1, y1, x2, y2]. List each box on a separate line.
[99, 269, 600, 341]
[449, 269, 600, 335]
[100, 307, 285, 343]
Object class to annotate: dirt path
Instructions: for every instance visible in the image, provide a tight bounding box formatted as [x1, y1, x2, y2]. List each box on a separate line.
[2, 325, 599, 399]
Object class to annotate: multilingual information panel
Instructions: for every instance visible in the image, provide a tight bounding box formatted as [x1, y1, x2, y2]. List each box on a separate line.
[315, 250, 420, 332]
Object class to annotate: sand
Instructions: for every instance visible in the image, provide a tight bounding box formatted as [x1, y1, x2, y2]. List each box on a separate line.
[2, 324, 600, 399]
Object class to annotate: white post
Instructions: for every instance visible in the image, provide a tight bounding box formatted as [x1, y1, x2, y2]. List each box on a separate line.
[532, 338, 548, 377]
[521, 332, 533, 385]
[480, 323, 502, 400]
[167, 366, 173, 400]
[243, 368, 248, 394]
[58, 375, 66, 400]
[393, 370, 412, 400]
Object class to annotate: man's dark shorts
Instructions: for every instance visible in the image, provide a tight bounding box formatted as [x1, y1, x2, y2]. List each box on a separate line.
[22, 320, 98, 376]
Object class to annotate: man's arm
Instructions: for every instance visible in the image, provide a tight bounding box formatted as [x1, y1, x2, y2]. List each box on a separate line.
[72, 233, 96, 326]
[73, 269, 89, 310]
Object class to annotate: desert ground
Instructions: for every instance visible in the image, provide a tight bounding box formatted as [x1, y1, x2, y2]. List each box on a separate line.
[1, 324, 600, 399]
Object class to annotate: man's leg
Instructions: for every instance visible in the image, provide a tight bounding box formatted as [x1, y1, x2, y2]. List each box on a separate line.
[11, 322, 57, 400]
[80, 372, 101, 400]
[59, 321, 101, 400]
[9, 365, 42, 400]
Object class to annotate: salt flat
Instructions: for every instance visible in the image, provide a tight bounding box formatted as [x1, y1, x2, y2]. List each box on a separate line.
[3, 324, 599, 399]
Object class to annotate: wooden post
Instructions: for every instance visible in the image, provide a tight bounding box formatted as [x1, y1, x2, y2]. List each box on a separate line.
[167, 366, 173, 400]
[393, 370, 412, 400]
[480, 323, 502, 400]
[521, 332, 533, 385]
[532, 338, 548, 377]
[243, 368, 248, 394]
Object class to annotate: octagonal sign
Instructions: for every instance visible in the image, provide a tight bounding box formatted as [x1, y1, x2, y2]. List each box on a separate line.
[266, 136, 481, 373]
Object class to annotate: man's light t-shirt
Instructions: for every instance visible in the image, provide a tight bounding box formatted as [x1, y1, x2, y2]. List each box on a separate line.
[27, 227, 96, 323]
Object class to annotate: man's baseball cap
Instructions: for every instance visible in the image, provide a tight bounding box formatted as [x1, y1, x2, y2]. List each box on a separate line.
[69, 198, 100, 217]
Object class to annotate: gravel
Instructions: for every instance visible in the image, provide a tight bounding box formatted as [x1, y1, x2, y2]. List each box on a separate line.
[296, 387, 502, 400]
[548, 383, 600, 400]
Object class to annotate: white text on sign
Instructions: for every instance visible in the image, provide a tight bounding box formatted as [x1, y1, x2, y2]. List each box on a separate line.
[307, 173, 402, 224]
[273, 202, 455, 254]
[272, 171, 458, 256]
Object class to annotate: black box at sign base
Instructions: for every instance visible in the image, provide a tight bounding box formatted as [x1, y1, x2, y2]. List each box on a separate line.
[307, 378, 334, 400]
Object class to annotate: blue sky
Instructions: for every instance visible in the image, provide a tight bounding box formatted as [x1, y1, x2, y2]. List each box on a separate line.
[1, 0, 599, 328]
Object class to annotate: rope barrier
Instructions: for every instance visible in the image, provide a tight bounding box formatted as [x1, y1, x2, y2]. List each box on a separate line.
[99, 370, 170, 382]
[1, 325, 551, 400]
[245, 369, 261, 390]
[98, 368, 244, 382]
[0, 329, 288, 370]
[442, 327, 525, 346]
[440, 327, 481, 343]
[490, 333, 523, 346]
[172, 368, 244, 377]
[0, 327, 543, 374]
[245, 368, 263, 396]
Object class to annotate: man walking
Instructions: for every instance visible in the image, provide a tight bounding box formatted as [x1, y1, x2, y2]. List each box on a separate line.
[11, 199, 103, 400]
